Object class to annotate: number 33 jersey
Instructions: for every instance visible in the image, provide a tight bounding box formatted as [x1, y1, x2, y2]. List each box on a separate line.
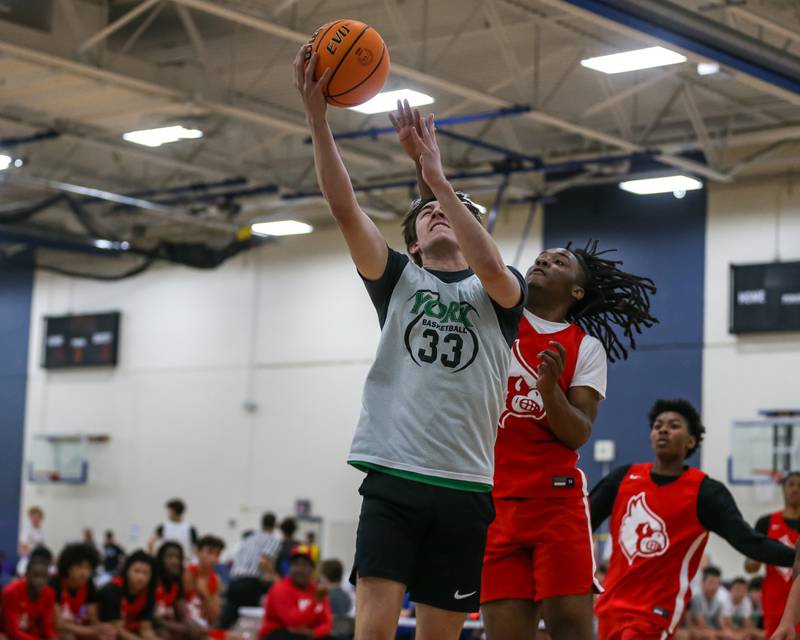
[348, 249, 526, 490]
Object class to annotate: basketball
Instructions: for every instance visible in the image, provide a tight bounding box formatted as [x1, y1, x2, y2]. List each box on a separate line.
[307, 19, 390, 107]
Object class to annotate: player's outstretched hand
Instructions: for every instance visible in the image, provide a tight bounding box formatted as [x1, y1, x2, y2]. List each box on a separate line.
[770, 622, 797, 640]
[293, 45, 332, 124]
[537, 341, 566, 394]
[389, 99, 425, 162]
[409, 113, 447, 189]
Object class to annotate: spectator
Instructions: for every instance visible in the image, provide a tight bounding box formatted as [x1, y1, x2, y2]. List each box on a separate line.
[147, 499, 197, 559]
[318, 560, 351, 617]
[218, 513, 280, 629]
[275, 519, 300, 579]
[689, 566, 730, 639]
[97, 550, 157, 640]
[19, 507, 45, 557]
[102, 531, 125, 576]
[52, 543, 103, 639]
[2, 549, 56, 640]
[258, 546, 332, 640]
[185, 536, 225, 629]
[81, 530, 99, 555]
[723, 577, 761, 640]
[748, 576, 764, 631]
[153, 542, 191, 639]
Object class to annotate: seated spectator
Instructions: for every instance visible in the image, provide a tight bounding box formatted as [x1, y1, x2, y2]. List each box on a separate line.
[97, 550, 157, 640]
[318, 560, 352, 639]
[723, 577, 762, 639]
[689, 566, 731, 639]
[52, 543, 104, 639]
[102, 532, 125, 577]
[153, 542, 193, 639]
[2, 549, 55, 640]
[748, 577, 764, 631]
[184, 536, 225, 629]
[258, 546, 332, 640]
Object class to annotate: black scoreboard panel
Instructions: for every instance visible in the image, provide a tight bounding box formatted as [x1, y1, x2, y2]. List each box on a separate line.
[730, 262, 800, 334]
[43, 312, 121, 368]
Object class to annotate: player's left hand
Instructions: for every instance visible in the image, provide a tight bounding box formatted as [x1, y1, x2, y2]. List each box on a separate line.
[770, 622, 797, 640]
[537, 341, 566, 394]
[410, 113, 447, 189]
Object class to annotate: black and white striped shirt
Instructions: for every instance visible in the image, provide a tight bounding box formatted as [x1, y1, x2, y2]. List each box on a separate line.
[230, 530, 281, 578]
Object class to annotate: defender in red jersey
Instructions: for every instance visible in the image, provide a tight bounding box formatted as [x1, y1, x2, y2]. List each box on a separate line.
[745, 472, 800, 638]
[2, 553, 56, 640]
[483, 241, 657, 640]
[591, 399, 794, 640]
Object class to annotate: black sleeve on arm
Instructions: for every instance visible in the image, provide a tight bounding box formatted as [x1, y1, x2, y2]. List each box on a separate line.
[190, 527, 198, 544]
[360, 248, 409, 328]
[590, 465, 631, 532]
[754, 515, 770, 536]
[97, 585, 121, 622]
[698, 478, 794, 567]
[490, 266, 528, 348]
[155, 525, 164, 537]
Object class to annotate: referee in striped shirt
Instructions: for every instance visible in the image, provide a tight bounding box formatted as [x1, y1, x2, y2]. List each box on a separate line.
[219, 512, 281, 629]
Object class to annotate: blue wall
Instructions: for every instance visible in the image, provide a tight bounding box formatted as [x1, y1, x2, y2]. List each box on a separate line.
[0, 257, 33, 561]
[543, 184, 706, 487]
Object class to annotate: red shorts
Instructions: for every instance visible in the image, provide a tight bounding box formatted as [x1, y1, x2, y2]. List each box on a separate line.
[597, 614, 669, 640]
[481, 495, 600, 604]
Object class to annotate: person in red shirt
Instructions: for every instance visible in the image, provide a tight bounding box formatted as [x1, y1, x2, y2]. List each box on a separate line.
[482, 241, 657, 640]
[153, 542, 193, 640]
[52, 542, 109, 640]
[2, 551, 56, 640]
[184, 536, 225, 630]
[97, 550, 157, 640]
[258, 546, 332, 640]
[744, 472, 800, 638]
[591, 399, 794, 640]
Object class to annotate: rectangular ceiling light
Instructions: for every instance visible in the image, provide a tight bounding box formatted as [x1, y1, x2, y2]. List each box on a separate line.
[349, 89, 434, 115]
[251, 220, 314, 237]
[581, 46, 686, 74]
[122, 125, 203, 147]
[619, 175, 703, 195]
[0, 154, 11, 171]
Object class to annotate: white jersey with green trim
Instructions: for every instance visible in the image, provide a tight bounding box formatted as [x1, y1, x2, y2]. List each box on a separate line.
[348, 257, 520, 487]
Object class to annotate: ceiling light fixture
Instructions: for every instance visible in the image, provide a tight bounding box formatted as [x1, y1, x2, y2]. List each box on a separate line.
[251, 220, 314, 237]
[0, 154, 12, 171]
[581, 46, 686, 74]
[349, 89, 435, 115]
[122, 125, 203, 148]
[619, 175, 703, 195]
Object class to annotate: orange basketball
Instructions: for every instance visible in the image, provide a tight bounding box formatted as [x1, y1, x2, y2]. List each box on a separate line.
[307, 19, 390, 108]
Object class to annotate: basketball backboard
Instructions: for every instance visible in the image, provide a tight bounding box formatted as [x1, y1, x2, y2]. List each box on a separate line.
[729, 415, 800, 485]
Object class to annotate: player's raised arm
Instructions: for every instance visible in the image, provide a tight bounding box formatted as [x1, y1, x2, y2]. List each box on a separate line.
[410, 114, 523, 308]
[389, 99, 434, 201]
[293, 45, 387, 280]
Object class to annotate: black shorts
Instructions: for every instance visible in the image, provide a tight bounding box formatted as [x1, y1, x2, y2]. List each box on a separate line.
[350, 470, 494, 613]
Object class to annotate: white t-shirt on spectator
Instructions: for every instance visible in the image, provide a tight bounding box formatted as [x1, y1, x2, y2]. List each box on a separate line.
[524, 311, 608, 398]
[19, 521, 45, 551]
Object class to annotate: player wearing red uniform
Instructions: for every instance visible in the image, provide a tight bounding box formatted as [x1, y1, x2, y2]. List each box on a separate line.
[184, 536, 225, 630]
[481, 241, 657, 640]
[97, 551, 157, 640]
[52, 543, 106, 640]
[745, 472, 800, 638]
[2, 553, 56, 640]
[591, 399, 794, 640]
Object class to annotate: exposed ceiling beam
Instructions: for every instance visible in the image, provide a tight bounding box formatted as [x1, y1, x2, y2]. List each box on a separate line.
[79, 0, 162, 54]
[728, 7, 800, 48]
[0, 39, 384, 169]
[162, 0, 729, 181]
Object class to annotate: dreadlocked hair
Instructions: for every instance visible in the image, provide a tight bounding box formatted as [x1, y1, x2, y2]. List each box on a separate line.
[566, 239, 657, 362]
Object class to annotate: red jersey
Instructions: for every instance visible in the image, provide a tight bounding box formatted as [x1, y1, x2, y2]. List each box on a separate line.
[494, 314, 586, 497]
[2, 579, 57, 640]
[258, 577, 332, 640]
[185, 564, 219, 601]
[595, 463, 708, 636]
[107, 577, 150, 632]
[763, 511, 800, 623]
[155, 580, 181, 620]
[51, 577, 96, 625]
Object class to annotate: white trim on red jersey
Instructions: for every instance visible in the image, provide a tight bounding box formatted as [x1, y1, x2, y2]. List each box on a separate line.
[666, 532, 709, 635]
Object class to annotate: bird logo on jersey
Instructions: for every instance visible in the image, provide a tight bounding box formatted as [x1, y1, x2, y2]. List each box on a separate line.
[620, 492, 670, 565]
[499, 339, 545, 427]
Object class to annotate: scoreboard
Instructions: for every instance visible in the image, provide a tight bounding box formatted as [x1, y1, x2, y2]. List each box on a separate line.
[43, 312, 121, 368]
[730, 262, 800, 334]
